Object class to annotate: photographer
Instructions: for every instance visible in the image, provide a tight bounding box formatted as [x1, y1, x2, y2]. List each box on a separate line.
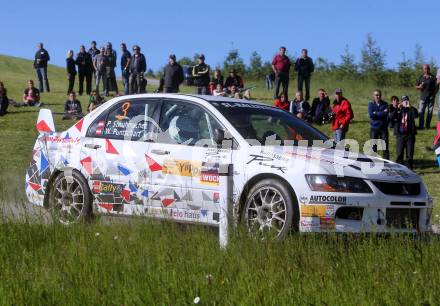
[368, 89, 389, 159]
[389, 96, 418, 169]
[416, 64, 437, 129]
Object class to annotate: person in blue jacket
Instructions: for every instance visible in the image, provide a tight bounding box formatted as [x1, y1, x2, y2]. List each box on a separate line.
[368, 89, 390, 159]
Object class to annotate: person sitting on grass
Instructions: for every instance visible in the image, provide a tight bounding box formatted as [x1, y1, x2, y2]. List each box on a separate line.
[289, 91, 310, 120]
[274, 92, 290, 111]
[228, 85, 242, 99]
[88, 90, 105, 112]
[213, 84, 226, 97]
[63, 92, 83, 120]
[0, 81, 9, 116]
[309, 88, 331, 124]
[13, 80, 43, 107]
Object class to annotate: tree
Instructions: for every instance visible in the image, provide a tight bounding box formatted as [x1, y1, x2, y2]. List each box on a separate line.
[178, 56, 195, 67]
[413, 43, 425, 71]
[315, 57, 331, 72]
[338, 45, 358, 77]
[249, 51, 264, 79]
[397, 52, 414, 88]
[360, 33, 386, 75]
[223, 49, 246, 75]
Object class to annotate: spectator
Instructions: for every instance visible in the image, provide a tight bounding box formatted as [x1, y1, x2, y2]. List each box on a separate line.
[294, 49, 314, 101]
[88, 90, 105, 112]
[438, 68, 440, 121]
[368, 89, 390, 159]
[94, 47, 108, 96]
[228, 85, 242, 99]
[14, 80, 42, 107]
[289, 91, 310, 120]
[266, 72, 275, 90]
[389, 96, 418, 169]
[163, 54, 184, 93]
[213, 83, 226, 97]
[192, 54, 210, 94]
[33, 42, 50, 92]
[331, 88, 353, 142]
[416, 64, 437, 129]
[88, 41, 100, 81]
[0, 82, 9, 116]
[310, 88, 331, 124]
[66, 50, 76, 94]
[120, 43, 131, 95]
[388, 96, 399, 128]
[271, 46, 291, 99]
[75, 45, 93, 96]
[129, 45, 147, 94]
[105, 42, 118, 95]
[63, 92, 83, 120]
[224, 69, 244, 90]
[274, 92, 290, 111]
[210, 69, 224, 94]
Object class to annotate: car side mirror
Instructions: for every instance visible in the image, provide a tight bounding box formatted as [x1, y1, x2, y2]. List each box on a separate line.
[213, 128, 225, 146]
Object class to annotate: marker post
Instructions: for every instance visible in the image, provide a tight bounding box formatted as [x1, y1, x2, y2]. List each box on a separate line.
[219, 164, 233, 249]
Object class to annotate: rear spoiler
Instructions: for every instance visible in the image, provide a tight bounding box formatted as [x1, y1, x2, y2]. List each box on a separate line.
[36, 109, 55, 133]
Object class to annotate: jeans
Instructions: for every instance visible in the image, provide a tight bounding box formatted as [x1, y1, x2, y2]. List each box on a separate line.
[273, 72, 289, 99]
[67, 73, 75, 94]
[297, 74, 311, 101]
[396, 134, 415, 169]
[95, 72, 107, 95]
[370, 128, 390, 160]
[266, 74, 274, 90]
[122, 69, 130, 95]
[35, 67, 50, 92]
[196, 86, 209, 95]
[334, 128, 346, 143]
[418, 96, 435, 129]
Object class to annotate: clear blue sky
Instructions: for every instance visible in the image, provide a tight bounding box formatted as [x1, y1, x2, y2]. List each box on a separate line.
[1, 0, 438, 71]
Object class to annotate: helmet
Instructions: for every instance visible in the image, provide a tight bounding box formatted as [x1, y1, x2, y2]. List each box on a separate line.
[168, 115, 199, 144]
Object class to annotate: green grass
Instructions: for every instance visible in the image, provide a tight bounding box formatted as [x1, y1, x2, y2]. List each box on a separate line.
[1, 55, 440, 304]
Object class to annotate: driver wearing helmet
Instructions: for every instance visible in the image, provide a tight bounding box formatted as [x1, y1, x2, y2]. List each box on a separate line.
[168, 115, 199, 144]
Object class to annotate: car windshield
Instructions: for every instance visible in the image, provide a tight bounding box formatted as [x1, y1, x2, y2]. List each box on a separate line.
[210, 101, 329, 146]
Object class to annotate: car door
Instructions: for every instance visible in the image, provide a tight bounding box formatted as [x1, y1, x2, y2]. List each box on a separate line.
[83, 98, 160, 215]
[146, 99, 232, 224]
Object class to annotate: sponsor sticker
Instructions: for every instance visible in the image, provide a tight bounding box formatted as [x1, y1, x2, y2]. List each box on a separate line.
[300, 217, 320, 231]
[92, 181, 124, 194]
[309, 195, 347, 204]
[320, 217, 336, 230]
[300, 204, 335, 217]
[200, 162, 220, 185]
[162, 160, 201, 177]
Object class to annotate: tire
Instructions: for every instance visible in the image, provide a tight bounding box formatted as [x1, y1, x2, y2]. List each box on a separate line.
[241, 178, 298, 239]
[48, 170, 93, 224]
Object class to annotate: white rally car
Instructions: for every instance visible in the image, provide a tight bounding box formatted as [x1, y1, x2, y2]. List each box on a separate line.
[25, 94, 433, 237]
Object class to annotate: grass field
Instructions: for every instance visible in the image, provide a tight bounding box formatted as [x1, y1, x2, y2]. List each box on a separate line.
[1, 54, 440, 305]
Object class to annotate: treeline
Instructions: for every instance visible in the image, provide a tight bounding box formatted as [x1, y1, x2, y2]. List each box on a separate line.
[148, 33, 436, 87]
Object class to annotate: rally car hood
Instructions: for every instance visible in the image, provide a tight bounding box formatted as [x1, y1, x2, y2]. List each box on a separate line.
[251, 146, 421, 183]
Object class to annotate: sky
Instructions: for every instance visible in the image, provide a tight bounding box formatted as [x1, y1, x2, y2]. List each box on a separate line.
[0, 0, 439, 72]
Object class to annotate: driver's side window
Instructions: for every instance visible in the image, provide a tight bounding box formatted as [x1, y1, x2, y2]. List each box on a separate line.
[157, 100, 222, 146]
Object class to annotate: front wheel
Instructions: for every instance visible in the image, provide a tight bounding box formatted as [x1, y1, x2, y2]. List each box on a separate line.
[48, 170, 93, 224]
[241, 178, 298, 239]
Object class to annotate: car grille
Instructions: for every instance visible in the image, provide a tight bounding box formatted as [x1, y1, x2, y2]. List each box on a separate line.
[386, 208, 419, 229]
[372, 181, 421, 196]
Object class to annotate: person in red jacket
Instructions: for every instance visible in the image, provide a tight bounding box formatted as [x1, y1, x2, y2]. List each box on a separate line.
[331, 88, 353, 142]
[274, 92, 290, 111]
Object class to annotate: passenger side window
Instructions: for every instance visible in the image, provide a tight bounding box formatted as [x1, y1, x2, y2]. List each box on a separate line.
[87, 99, 159, 141]
[157, 100, 223, 146]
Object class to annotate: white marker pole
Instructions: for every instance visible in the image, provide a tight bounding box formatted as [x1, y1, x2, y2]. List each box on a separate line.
[219, 164, 232, 249]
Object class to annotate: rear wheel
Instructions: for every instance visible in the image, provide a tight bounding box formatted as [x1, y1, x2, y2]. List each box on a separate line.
[242, 178, 297, 239]
[48, 170, 92, 224]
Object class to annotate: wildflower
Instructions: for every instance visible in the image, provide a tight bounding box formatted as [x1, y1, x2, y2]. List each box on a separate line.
[206, 274, 212, 284]
[194, 297, 200, 304]
[95, 232, 100, 237]
[113, 235, 119, 240]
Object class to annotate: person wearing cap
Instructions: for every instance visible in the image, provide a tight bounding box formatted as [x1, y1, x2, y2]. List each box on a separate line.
[163, 54, 184, 93]
[272, 46, 291, 99]
[129, 45, 147, 94]
[389, 96, 419, 169]
[416, 64, 437, 129]
[120, 43, 132, 95]
[294, 49, 314, 101]
[224, 69, 244, 91]
[368, 89, 390, 159]
[105, 42, 118, 95]
[331, 88, 353, 142]
[192, 54, 210, 94]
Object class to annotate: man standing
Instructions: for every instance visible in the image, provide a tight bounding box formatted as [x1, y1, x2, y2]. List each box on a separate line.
[368, 89, 390, 159]
[192, 54, 210, 95]
[94, 47, 107, 95]
[106, 42, 118, 95]
[33, 43, 50, 93]
[75, 45, 94, 96]
[163, 54, 184, 93]
[294, 49, 314, 101]
[331, 88, 353, 142]
[271, 47, 291, 99]
[120, 43, 131, 95]
[416, 64, 437, 129]
[88, 41, 100, 81]
[389, 96, 418, 169]
[129, 45, 147, 94]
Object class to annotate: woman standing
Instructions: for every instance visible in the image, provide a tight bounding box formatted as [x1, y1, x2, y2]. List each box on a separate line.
[66, 50, 76, 94]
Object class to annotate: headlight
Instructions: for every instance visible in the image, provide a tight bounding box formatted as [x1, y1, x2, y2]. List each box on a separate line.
[305, 175, 372, 193]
